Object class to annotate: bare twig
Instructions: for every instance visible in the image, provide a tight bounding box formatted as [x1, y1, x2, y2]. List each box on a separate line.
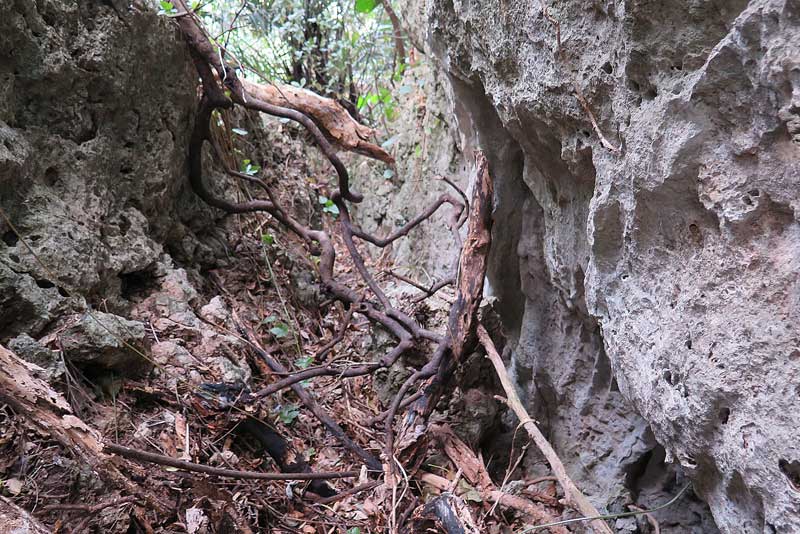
[104, 443, 359, 481]
[477, 324, 614, 534]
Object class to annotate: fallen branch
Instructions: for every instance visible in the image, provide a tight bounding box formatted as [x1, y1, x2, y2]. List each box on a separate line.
[477, 324, 614, 534]
[427, 425, 568, 533]
[104, 443, 359, 481]
[411, 493, 481, 534]
[0, 496, 50, 534]
[42, 495, 138, 533]
[389, 152, 493, 459]
[0, 345, 166, 515]
[419, 472, 567, 534]
[240, 78, 394, 164]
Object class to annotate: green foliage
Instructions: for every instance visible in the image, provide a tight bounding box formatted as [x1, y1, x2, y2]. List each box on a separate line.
[277, 404, 300, 425]
[201, 0, 403, 125]
[261, 233, 275, 246]
[295, 355, 314, 369]
[240, 159, 261, 176]
[318, 195, 340, 216]
[354, 0, 377, 13]
[347, 528, 362, 534]
[158, 1, 177, 15]
[270, 322, 291, 338]
[261, 314, 290, 338]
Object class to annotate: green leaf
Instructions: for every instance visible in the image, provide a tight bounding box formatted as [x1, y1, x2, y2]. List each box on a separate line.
[240, 159, 260, 176]
[270, 322, 290, 338]
[158, 0, 176, 14]
[347, 528, 362, 534]
[381, 135, 399, 149]
[261, 233, 275, 246]
[278, 404, 300, 425]
[260, 315, 278, 326]
[295, 355, 314, 369]
[322, 201, 339, 216]
[232, 128, 248, 136]
[354, 0, 377, 14]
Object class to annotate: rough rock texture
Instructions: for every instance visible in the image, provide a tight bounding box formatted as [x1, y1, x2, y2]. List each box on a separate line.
[403, 0, 800, 532]
[349, 60, 470, 282]
[0, 0, 220, 343]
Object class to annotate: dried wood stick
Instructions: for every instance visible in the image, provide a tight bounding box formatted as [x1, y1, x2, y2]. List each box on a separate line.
[104, 443, 359, 481]
[0, 496, 50, 534]
[477, 324, 614, 534]
[419, 472, 567, 533]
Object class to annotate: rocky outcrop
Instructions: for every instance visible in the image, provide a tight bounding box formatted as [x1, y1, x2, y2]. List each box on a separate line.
[403, 0, 800, 531]
[0, 0, 212, 344]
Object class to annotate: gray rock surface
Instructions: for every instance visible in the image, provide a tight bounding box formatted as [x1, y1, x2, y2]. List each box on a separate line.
[59, 310, 149, 372]
[0, 0, 215, 341]
[7, 333, 64, 380]
[396, 0, 800, 531]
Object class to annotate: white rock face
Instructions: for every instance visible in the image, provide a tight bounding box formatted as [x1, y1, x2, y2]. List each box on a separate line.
[403, 0, 799, 531]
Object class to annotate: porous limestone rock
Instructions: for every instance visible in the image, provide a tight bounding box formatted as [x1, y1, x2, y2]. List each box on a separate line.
[396, 0, 799, 531]
[0, 0, 216, 341]
[59, 310, 149, 372]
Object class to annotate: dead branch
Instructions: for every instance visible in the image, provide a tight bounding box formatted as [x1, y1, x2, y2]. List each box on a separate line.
[104, 443, 359, 481]
[42, 495, 138, 533]
[477, 324, 614, 534]
[428, 425, 568, 533]
[350, 194, 464, 248]
[411, 493, 481, 534]
[0, 345, 167, 515]
[388, 152, 493, 459]
[240, 79, 394, 164]
[311, 480, 383, 505]
[0, 496, 50, 534]
[419, 473, 568, 534]
[240, 326, 384, 471]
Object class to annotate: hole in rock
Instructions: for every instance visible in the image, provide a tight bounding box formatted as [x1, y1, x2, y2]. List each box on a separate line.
[2, 230, 19, 246]
[9, 253, 20, 263]
[44, 167, 59, 186]
[719, 407, 730, 424]
[743, 196, 753, 206]
[685, 338, 692, 350]
[120, 267, 158, 301]
[35, 279, 55, 289]
[601, 62, 613, 74]
[749, 189, 760, 197]
[779, 459, 800, 491]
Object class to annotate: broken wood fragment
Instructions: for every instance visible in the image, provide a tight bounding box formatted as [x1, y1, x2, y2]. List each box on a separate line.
[0, 345, 167, 515]
[240, 79, 394, 164]
[391, 151, 494, 458]
[0, 496, 50, 534]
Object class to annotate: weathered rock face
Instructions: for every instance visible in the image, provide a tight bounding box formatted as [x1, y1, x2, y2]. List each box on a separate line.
[0, 0, 214, 342]
[405, 0, 800, 532]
